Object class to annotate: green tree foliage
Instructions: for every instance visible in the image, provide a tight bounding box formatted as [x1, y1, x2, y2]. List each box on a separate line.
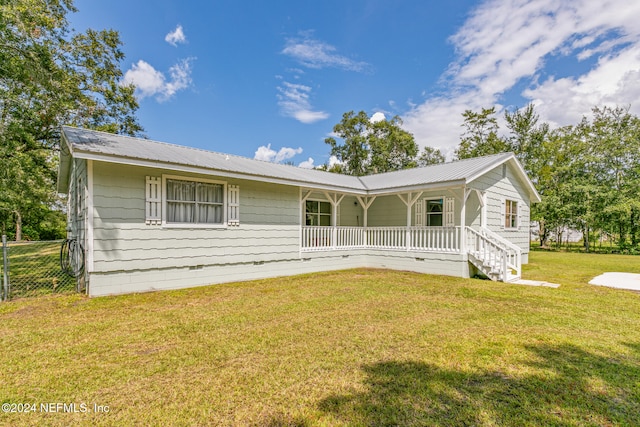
[325, 111, 419, 176]
[455, 104, 640, 252]
[454, 107, 509, 159]
[416, 146, 445, 166]
[0, 0, 143, 239]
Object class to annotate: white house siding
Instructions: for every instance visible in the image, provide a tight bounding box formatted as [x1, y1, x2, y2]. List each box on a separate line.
[469, 163, 532, 261]
[465, 191, 482, 228]
[89, 161, 302, 296]
[67, 159, 88, 287]
[88, 249, 470, 296]
[368, 195, 407, 226]
[67, 159, 86, 238]
[338, 196, 362, 226]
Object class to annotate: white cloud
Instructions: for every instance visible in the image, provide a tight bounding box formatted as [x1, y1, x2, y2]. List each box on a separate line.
[165, 25, 186, 46]
[254, 143, 303, 163]
[524, 45, 640, 128]
[370, 112, 386, 123]
[277, 81, 329, 124]
[328, 155, 341, 168]
[298, 157, 315, 169]
[123, 58, 194, 102]
[403, 0, 640, 154]
[282, 33, 370, 72]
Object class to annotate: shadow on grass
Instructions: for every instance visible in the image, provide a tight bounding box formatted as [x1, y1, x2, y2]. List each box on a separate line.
[318, 343, 640, 426]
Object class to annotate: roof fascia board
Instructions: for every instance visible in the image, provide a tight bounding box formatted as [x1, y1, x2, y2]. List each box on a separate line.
[363, 180, 466, 196]
[464, 154, 512, 184]
[466, 154, 542, 203]
[71, 151, 371, 195]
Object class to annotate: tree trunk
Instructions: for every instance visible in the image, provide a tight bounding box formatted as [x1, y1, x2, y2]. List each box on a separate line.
[13, 210, 22, 241]
[584, 224, 590, 253]
[631, 209, 638, 248]
[539, 219, 547, 248]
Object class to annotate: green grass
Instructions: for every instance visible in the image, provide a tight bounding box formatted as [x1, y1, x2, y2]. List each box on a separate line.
[1, 252, 640, 426]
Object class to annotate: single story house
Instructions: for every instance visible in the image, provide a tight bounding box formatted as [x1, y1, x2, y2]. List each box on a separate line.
[57, 126, 541, 297]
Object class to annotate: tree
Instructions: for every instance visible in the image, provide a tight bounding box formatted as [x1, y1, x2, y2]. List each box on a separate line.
[416, 146, 445, 166]
[504, 104, 549, 184]
[325, 111, 418, 176]
[0, 0, 143, 239]
[454, 107, 509, 159]
[585, 106, 640, 249]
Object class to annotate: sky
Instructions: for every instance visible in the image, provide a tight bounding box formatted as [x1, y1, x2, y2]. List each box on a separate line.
[70, 0, 640, 167]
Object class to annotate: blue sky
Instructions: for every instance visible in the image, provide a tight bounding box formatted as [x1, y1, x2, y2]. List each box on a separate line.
[71, 0, 640, 166]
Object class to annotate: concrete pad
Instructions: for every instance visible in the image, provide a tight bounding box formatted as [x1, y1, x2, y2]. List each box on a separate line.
[589, 272, 640, 291]
[511, 279, 560, 288]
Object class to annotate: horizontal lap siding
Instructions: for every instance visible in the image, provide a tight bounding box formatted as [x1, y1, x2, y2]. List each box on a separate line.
[466, 192, 482, 227]
[88, 250, 469, 296]
[368, 195, 406, 226]
[91, 162, 300, 274]
[470, 164, 531, 254]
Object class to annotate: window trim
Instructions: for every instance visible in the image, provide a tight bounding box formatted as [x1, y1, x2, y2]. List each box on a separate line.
[504, 199, 518, 230]
[305, 199, 332, 227]
[162, 174, 227, 228]
[424, 197, 445, 227]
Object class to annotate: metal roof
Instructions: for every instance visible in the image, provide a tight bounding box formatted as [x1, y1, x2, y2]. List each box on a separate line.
[58, 126, 540, 200]
[359, 153, 514, 191]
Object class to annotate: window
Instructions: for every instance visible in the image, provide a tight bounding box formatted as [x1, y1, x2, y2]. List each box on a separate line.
[306, 200, 331, 226]
[166, 178, 224, 224]
[425, 199, 443, 226]
[505, 199, 518, 229]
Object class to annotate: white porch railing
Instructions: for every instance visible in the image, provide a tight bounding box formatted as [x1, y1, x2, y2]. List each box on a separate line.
[410, 226, 460, 252]
[466, 227, 521, 281]
[301, 225, 522, 283]
[301, 226, 461, 253]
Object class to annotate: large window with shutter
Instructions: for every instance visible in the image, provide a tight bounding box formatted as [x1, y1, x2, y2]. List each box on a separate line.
[145, 175, 240, 227]
[425, 199, 443, 226]
[166, 179, 224, 224]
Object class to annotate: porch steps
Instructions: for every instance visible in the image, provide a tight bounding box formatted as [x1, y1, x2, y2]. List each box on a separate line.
[469, 252, 520, 282]
[467, 243, 521, 282]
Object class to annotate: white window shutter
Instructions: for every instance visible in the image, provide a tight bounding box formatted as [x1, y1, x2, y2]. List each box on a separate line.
[228, 185, 240, 226]
[415, 199, 424, 226]
[501, 199, 506, 230]
[444, 197, 455, 227]
[336, 204, 341, 226]
[517, 202, 522, 230]
[145, 176, 161, 225]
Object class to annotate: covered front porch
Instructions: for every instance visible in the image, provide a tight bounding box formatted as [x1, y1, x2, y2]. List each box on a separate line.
[299, 187, 522, 282]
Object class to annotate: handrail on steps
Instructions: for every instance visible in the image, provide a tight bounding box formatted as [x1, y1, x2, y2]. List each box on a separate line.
[466, 227, 521, 281]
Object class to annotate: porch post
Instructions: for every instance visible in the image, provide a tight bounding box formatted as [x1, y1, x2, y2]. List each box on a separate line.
[357, 196, 376, 248]
[406, 201, 412, 251]
[397, 192, 423, 252]
[461, 187, 469, 254]
[323, 191, 345, 249]
[300, 189, 312, 254]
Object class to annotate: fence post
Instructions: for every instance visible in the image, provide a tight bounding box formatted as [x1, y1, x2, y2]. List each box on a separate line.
[2, 235, 9, 301]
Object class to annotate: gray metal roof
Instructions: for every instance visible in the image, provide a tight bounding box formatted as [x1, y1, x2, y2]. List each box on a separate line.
[359, 152, 514, 191]
[59, 126, 539, 200]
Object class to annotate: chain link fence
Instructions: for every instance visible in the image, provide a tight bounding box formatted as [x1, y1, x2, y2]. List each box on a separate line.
[1, 236, 82, 301]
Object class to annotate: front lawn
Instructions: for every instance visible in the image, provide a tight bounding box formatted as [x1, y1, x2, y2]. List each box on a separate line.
[1, 252, 639, 426]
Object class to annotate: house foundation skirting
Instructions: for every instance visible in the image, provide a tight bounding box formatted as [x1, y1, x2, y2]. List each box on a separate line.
[86, 250, 470, 297]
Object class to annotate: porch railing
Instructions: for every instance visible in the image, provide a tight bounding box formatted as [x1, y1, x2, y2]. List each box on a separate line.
[301, 226, 461, 253]
[466, 227, 521, 281]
